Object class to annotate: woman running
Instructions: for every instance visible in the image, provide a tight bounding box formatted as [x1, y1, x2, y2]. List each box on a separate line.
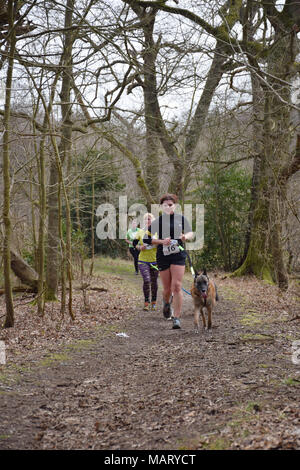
[133, 213, 158, 311]
[125, 219, 140, 275]
[143, 194, 193, 329]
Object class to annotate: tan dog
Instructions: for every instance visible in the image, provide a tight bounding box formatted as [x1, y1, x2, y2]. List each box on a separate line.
[191, 270, 218, 333]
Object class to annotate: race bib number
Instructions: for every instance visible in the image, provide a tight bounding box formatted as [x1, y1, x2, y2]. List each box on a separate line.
[163, 240, 180, 256]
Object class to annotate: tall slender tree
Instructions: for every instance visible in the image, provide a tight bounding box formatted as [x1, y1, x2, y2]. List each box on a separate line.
[2, 0, 17, 328]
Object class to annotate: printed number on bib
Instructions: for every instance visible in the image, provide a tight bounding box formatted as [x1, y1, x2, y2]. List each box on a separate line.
[163, 240, 180, 256]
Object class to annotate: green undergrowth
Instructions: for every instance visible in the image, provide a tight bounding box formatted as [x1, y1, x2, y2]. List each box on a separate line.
[86, 256, 135, 276]
[202, 436, 232, 450]
[178, 432, 233, 451]
[86, 256, 145, 297]
[240, 333, 274, 343]
[240, 309, 263, 326]
[283, 377, 300, 387]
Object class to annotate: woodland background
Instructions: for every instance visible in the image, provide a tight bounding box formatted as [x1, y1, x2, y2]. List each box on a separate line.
[0, 0, 300, 328]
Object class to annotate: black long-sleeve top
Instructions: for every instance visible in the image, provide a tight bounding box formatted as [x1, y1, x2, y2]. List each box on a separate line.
[143, 213, 192, 256]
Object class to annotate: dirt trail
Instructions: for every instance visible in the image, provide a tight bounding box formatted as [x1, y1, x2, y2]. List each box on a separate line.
[0, 272, 299, 450]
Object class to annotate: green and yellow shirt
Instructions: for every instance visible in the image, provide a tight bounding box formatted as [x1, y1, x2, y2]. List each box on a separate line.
[135, 229, 157, 263]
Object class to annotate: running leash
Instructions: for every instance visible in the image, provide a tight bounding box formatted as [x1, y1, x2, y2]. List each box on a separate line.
[178, 244, 196, 278]
[181, 286, 192, 296]
[178, 243, 197, 296]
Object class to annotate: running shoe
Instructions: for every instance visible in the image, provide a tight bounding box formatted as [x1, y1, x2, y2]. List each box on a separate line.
[172, 317, 181, 329]
[143, 302, 149, 311]
[151, 302, 156, 311]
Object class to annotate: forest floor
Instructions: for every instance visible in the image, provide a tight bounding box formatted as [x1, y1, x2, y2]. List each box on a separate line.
[0, 257, 300, 451]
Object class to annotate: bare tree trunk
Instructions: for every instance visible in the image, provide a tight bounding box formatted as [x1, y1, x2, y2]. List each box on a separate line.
[58, 180, 66, 317]
[21, 70, 60, 302]
[89, 169, 95, 278]
[241, 72, 264, 263]
[29, 165, 38, 271]
[142, 13, 162, 199]
[142, 31, 183, 197]
[35, 71, 60, 313]
[59, 0, 75, 320]
[10, 249, 38, 290]
[45, 0, 74, 315]
[36, 137, 47, 314]
[45, 158, 60, 300]
[2, 1, 16, 328]
[234, 28, 296, 288]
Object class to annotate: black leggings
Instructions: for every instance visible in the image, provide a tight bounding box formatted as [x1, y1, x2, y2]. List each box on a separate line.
[129, 247, 139, 273]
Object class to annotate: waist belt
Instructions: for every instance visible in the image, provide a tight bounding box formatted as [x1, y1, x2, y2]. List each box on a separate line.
[138, 260, 158, 270]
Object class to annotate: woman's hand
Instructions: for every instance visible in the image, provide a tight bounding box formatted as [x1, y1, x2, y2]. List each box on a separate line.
[181, 232, 193, 243]
[162, 237, 171, 246]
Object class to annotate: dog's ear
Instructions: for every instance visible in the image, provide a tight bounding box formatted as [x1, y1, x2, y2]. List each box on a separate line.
[202, 268, 207, 276]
